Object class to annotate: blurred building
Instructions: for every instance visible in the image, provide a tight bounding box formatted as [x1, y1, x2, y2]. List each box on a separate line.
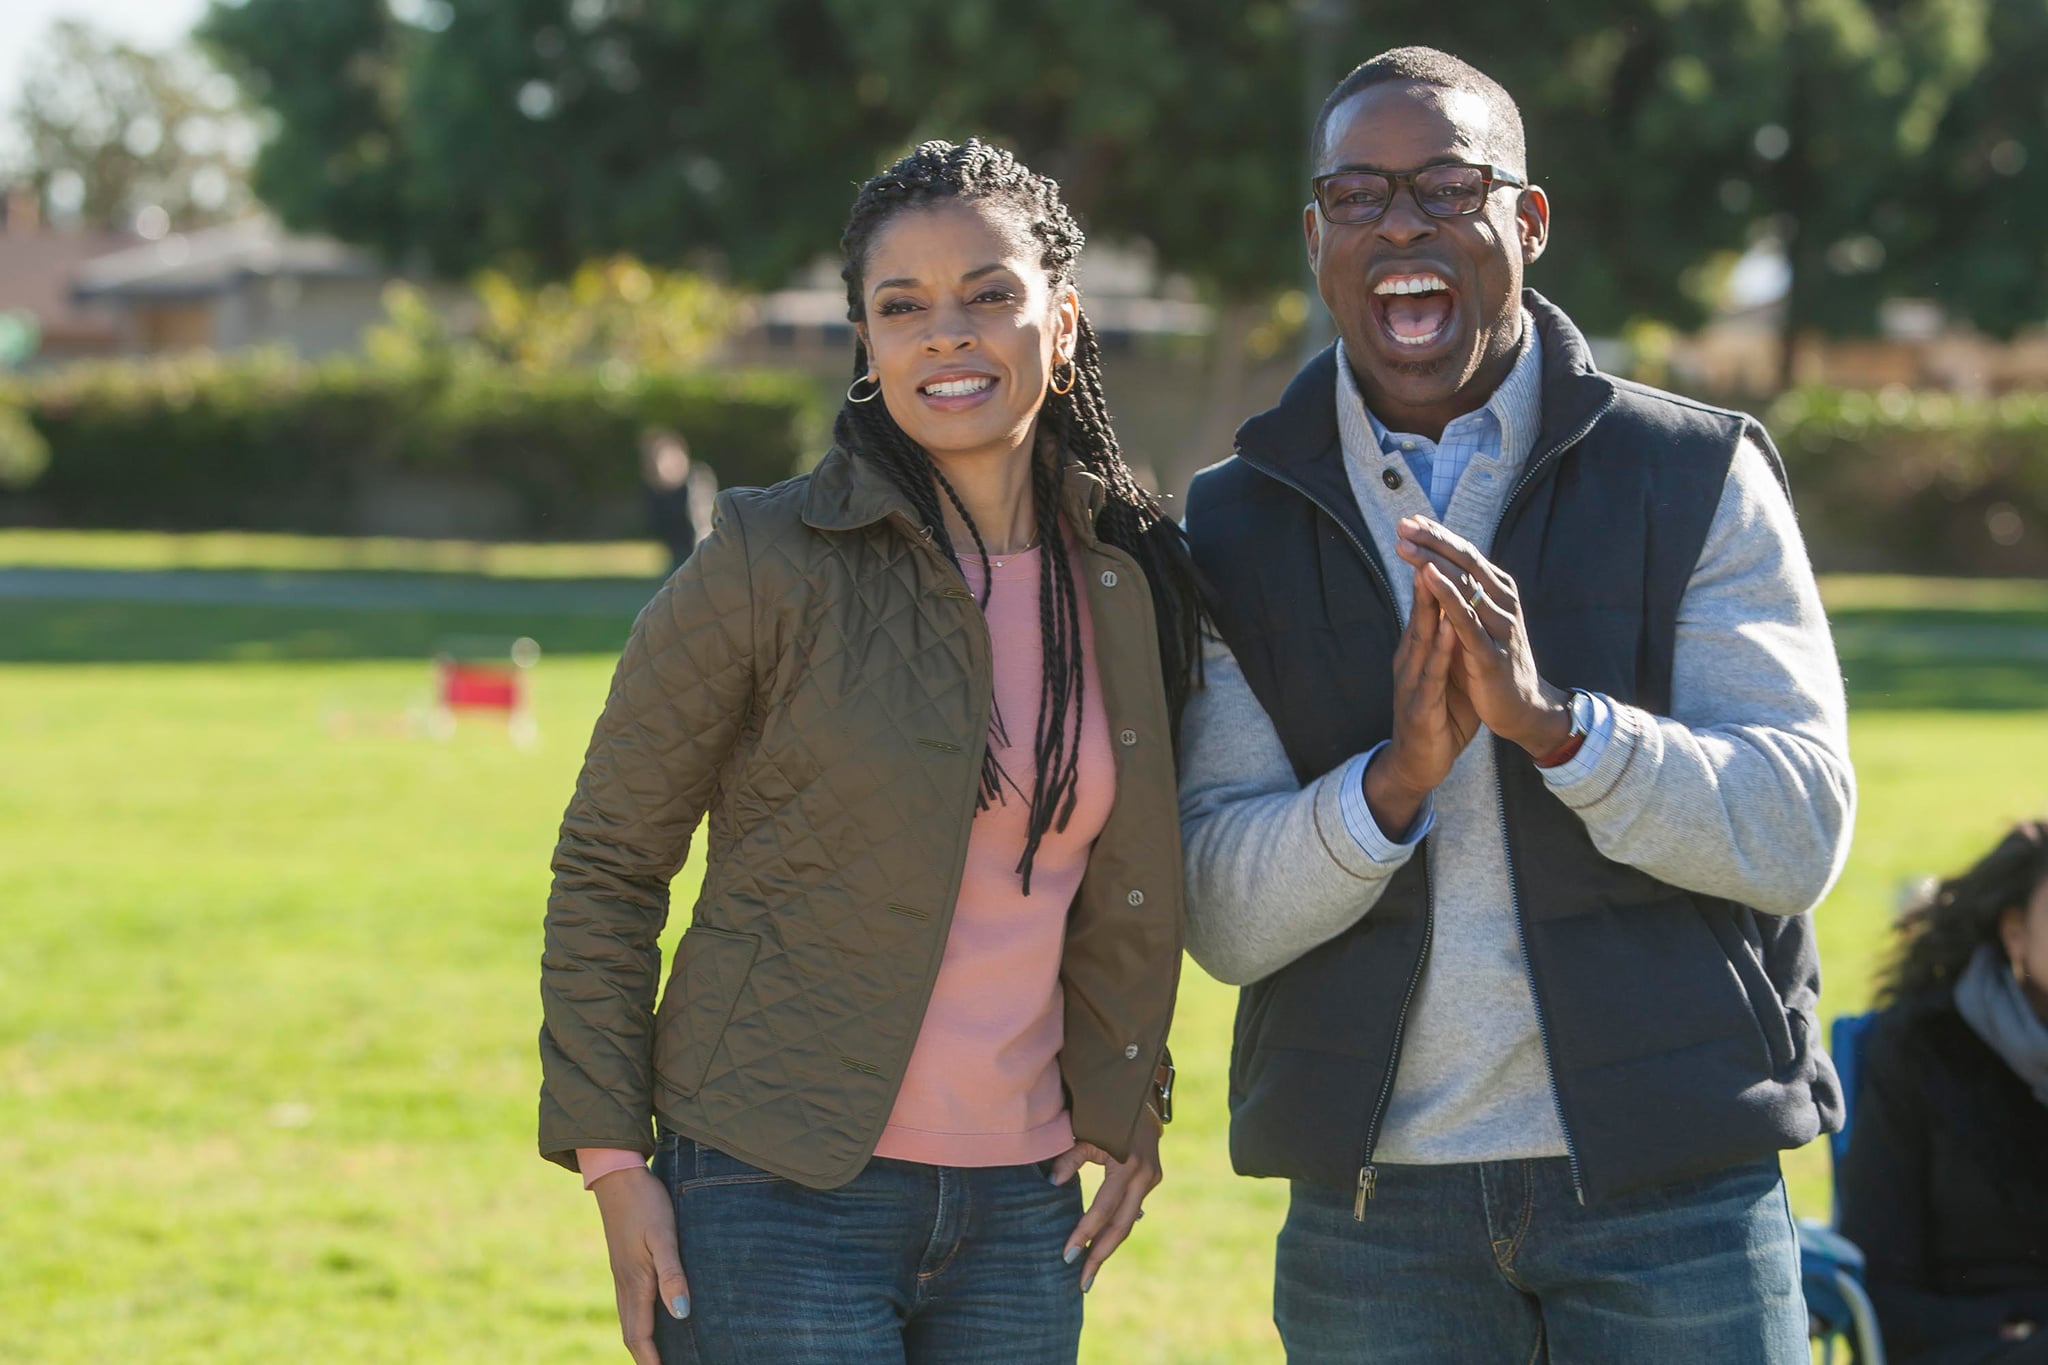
[1672, 297, 2048, 398]
[0, 184, 133, 362]
[68, 218, 460, 359]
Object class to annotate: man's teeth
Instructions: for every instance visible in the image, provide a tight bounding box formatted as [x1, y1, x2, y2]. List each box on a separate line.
[1373, 275, 1450, 296]
[922, 377, 993, 397]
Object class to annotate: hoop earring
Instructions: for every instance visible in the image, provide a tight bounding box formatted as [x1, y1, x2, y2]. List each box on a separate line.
[1048, 359, 1076, 396]
[847, 373, 882, 404]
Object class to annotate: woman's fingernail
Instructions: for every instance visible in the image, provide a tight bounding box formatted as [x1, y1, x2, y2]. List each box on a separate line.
[1081, 1273, 1096, 1293]
[669, 1294, 691, 1320]
[1047, 1170, 1066, 1186]
[1063, 1245, 1082, 1265]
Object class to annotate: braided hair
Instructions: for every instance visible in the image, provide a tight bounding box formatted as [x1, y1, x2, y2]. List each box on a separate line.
[1876, 819, 2048, 1008]
[835, 138, 1209, 892]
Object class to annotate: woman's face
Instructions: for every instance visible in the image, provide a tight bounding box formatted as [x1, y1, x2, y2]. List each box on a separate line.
[1999, 873, 2048, 1016]
[856, 199, 1078, 470]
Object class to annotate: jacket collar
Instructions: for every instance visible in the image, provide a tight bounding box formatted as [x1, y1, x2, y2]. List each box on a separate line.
[800, 438, 1108, 549]
[1232, 288, 1615, 483]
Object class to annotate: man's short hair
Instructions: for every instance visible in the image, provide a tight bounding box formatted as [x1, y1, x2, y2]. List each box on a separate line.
[1311, 47, 1527, 178]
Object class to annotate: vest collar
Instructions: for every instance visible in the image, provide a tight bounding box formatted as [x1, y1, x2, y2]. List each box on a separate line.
[800, 440, 1108, 548]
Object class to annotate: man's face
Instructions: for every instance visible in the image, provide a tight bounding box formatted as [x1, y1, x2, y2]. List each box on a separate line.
[1306, 81, 1548, 427]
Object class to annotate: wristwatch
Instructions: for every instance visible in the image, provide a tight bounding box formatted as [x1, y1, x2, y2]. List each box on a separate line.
[1534, 688, 1594, 769]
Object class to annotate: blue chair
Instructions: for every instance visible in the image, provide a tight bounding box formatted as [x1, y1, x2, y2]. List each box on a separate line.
[1802, 1011, 1886, 1364]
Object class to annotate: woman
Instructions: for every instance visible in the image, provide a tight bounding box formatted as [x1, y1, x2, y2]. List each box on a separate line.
[538, 139, 1206, 1365]
[1840, 820, 2048, 1364]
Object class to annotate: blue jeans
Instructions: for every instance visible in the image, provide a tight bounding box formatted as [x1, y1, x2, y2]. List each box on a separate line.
[1275, 1155, 1806, 1364]
[650, 1134, 1084, 1364]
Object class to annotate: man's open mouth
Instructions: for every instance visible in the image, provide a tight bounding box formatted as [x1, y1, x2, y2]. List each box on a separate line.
[1370, 272, 1456, 350]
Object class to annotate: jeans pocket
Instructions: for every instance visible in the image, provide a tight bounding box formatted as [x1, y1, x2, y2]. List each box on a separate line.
[678, 1138, 783, 1192]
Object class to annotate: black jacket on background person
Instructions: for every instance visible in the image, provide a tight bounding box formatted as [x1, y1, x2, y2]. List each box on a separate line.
[1839, 998, 2048, 1363]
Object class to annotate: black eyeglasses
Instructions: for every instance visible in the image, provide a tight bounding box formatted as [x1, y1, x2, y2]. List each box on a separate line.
[1311, 162, 1527, 225]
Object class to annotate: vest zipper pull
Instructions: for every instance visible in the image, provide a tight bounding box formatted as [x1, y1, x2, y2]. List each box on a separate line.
[1353, 1165, 1378, 1222]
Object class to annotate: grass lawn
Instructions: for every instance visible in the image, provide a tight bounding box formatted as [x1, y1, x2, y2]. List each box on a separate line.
[2, 538, 2044, 1363]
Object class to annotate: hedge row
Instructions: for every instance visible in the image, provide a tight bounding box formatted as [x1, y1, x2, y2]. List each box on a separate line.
[0, 351, 825, 539]
[1769, 386, 2048, 575]
[1, 352, 2043, 572]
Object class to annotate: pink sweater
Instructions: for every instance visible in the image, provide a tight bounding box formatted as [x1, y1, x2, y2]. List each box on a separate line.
[580, 538, 1113, 1187]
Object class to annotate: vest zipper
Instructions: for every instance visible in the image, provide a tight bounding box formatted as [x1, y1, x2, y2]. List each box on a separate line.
[1230, 445, 1429, 1222]
[1486, 397, 1613, 1208]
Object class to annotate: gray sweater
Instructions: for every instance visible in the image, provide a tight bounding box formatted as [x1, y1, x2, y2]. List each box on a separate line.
[1178, 350, 1857, 1165]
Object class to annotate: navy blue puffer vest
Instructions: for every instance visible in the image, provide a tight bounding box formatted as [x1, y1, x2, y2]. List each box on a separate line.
[1185, 292, 1842, 1204]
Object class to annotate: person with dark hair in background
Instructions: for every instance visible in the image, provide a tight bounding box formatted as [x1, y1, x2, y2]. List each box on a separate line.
[538, 139, 1204, 1365]
[638, 427, 718, 573]
[1178, 46, 1854, 1362]
[1840, 822, 2048, 1364]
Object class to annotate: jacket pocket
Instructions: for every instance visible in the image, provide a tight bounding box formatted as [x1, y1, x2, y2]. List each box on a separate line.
[654, 926, 760, 1099]
[1701, 905, 1796, 1075]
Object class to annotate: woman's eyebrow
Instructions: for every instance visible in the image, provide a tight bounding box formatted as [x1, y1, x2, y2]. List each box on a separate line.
[870, 263, 1009, 295]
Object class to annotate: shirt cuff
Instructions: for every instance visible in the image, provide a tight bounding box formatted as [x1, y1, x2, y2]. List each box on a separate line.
[1538, 691, 1617, 789]
[1338, 743, 1435, 862]
[577, 1147, 649, 1190]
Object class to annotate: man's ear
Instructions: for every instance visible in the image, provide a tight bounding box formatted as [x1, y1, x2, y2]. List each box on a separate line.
[1304, 202, 1322, 272]
[1517, 184, 1550, 267]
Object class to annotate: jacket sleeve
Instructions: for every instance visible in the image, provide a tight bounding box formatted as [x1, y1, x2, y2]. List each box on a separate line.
[538, 491, 758, 1169]
[1178, 633, 1410, 985]
[1837, 1017, 2027, 1355]
[1541, 437, 1856, 915]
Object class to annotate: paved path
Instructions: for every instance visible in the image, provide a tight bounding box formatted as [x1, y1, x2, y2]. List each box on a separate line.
[0, 567, 656, 616]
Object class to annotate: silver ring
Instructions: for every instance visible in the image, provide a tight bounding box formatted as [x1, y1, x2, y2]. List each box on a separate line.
[1464, 576, 1485, 607]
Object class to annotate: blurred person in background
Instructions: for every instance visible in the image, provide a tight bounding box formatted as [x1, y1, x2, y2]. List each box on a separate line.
[1178, 46, 1852, 1363]
[1840, 821, 2048, 1364]
[638, 427, 719, 573]
[539, 139, 1205, 1365]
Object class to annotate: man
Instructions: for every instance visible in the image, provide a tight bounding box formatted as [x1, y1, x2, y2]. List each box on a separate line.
[1178, 47, 1855, 1363]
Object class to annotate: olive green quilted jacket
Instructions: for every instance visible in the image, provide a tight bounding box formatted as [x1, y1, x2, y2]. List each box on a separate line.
[538, 446, 1184, 1189]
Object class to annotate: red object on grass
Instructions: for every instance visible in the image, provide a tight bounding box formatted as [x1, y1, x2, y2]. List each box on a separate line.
[438, 661, 521, 711]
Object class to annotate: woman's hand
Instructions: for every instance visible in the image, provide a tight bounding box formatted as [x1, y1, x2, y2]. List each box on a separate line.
[590, 1165, 691, 1365]
[1048, 1108, 1165, 1293]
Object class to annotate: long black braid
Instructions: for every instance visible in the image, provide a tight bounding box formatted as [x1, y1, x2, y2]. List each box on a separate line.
[835, 138, 1211, 892]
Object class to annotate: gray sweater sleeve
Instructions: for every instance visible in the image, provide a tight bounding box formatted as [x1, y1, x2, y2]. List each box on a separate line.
[1544, 438, 1856, 914]
[1177, 635, 1408, 985]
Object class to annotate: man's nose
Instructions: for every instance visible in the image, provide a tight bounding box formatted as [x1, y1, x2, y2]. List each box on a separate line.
[1373, 189, 1438, 249]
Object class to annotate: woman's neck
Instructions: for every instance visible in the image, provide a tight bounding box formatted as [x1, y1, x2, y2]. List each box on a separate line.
[930, 427, 1041, 556]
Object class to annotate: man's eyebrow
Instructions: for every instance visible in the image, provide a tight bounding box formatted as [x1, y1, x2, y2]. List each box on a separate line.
[1326, 154, 1475, 175]
[871, 263, 1010, 295]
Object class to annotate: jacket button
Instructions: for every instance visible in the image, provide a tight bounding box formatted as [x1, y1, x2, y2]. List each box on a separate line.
[1119, 729, 1138, 747]
[1382, 468, 1403, 490]
[1100, 570, 1118, 587]
[1124, 1044, 1140, 1060]
[1127, 889, 1145, 907]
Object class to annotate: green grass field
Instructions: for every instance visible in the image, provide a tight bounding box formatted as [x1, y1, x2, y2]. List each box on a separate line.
[2, 533, 2044, 1363]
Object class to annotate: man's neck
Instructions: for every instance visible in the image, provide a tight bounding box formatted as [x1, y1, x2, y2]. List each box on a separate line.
[1346, 332, 1523, 443]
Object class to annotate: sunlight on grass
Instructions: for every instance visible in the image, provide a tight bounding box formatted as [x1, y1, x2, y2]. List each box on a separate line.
[2, 556, 2043, 1362]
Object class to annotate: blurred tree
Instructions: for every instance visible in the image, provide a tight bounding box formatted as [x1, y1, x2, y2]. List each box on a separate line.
[6, 19, 254, 233]
[1877, 0, 2048, 338]
[203, 0, 2038, 383]
[365, 257, 742, 376]
[1748, 0, 1989, 384]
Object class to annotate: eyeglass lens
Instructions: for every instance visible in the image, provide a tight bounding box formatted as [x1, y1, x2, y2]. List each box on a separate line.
[1320, 166, 1489, 223]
